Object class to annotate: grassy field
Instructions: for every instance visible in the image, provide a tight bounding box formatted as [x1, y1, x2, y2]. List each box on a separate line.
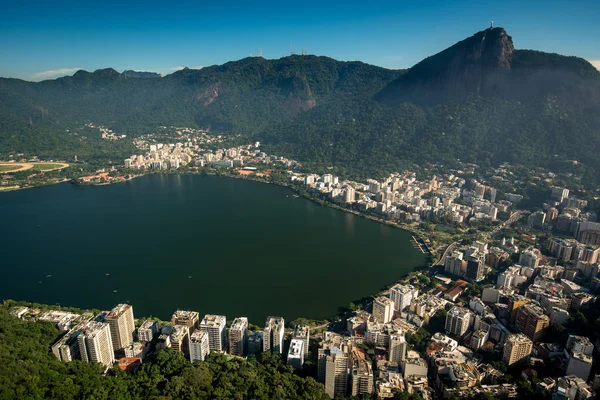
[0, 162, 69, 173]
[0, 165, 20, 172]
[32, 163, 68, 171]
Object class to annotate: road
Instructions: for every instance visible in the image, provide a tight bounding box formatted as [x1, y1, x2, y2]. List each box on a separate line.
[434, 242, 458, 267]
[434, 211, 523, 267]
[482, 210, 523, 240]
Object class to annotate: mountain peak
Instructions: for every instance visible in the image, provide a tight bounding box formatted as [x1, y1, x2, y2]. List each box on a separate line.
[92, 68, 120, 78]
[376, 27, 516, 104]
[122, 70, 161, 79]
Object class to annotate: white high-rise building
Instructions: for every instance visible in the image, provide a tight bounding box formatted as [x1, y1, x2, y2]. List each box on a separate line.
[199, 315, 227, 353]
[503, 334, 533, 366]
[171, 310, 199, 333]
[367, 179, 381, 193]
[445, 306, 472, 337]
[189, 330, 210, 362]
[519, 248, 541, 269]
[78, 321, 115, 367]
[565, 335, 594, 380]
[105, 304, 135, 351]
[389, 284, 418, 311]
[229, 317, 248, 356]
[325, 347, 349, 398]
[344, 187, 356, 203]
[294, 325, 310, 355]
[138, 320, 158, 343]
[287, 338, 305, 369]
[372, 296, 395, 323]
[444, 251, 464, 276]
[389, 333, 407, 364]
[263, 316, 285, 354]
[170, 325, 191, 360]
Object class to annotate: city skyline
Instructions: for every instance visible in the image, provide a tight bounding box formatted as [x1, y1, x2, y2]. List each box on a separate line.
[1, 0, 599, 81]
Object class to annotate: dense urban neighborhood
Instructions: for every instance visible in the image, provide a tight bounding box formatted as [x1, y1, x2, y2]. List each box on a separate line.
[6, 126, 600, 399]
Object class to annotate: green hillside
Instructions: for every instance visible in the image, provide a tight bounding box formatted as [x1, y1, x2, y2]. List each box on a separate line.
[1, 28, 599, 182]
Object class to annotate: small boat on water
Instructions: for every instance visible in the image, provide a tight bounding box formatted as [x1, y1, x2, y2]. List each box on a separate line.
[292, 194, 300, 198]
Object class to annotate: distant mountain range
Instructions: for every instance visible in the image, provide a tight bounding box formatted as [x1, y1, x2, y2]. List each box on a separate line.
[1, 27, 599, 180]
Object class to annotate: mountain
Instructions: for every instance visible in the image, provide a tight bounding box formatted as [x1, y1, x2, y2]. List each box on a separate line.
[263, 28, 600, 180]
[1, 28, 599, 182]
[0, 56, 400, 135]
[121, 70, 161, 79]
[375, 27, 600, 106]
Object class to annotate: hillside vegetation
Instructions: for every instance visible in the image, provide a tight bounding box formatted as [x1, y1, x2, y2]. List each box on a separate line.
[1, 28, 599, 181]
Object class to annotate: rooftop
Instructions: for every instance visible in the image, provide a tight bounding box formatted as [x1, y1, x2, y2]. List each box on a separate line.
[200, 314, 226, 328]
[265, 316, 284, 330]
[507, 333, 532, 344]
[190, 330, 208, 343]
[140, 320, 157, 330]
[170, 325, 190, 342]
[288, 339, 304, 357]
[294, 325, 310, 339]
[81, 321, 109, 338]
[107, 303, 132, 319]
[230, 317, 248, 331]
[172, 310, 199, 321]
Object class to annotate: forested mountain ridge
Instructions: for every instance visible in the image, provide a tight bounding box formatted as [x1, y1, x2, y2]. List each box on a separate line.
[0, 56, 402, 137]
[375, 27, 600, 105]
[1, 28, 600, 181]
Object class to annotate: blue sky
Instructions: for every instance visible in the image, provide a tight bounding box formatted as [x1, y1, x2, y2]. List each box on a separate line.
[1, 0, 598, 81]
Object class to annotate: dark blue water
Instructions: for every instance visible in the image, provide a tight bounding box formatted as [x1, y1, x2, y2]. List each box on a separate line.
[0, 174, 426, 323]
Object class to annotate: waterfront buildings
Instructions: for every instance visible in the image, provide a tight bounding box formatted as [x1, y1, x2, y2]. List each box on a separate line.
[389, 284, 418, 311]
[248, 331, 263, 355]
[138, 320, 158, 343]
[105, 304, 135, 351]
[263, 316, 285, 354]
[293, 325, 310, 355]
[373, 296, 395, 323]
[502, 334, 533, 366]
[171, 310, 199, 333]
[170, 325, 191, 360]
[199, 314, 227, 353]
[189, 330, 210, 362]
[78, 321, 115, 367]
[229, 317, 248, 357]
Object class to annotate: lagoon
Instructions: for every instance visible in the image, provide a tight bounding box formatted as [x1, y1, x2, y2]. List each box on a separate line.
[0, 175, 427, 323]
